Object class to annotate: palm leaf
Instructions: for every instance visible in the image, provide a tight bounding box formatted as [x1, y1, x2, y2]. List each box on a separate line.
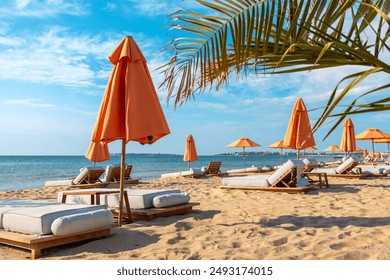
[159, 0, 390, 133]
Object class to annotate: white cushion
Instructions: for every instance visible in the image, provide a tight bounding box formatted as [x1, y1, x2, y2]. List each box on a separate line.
[107, 189, 181, 209]
[51, 209, 113, 236]
[303, 158, 318, 166]
[73, 166, 104, 185]
[161, 169, 203, 178]
[101, 165, 114, 183]
[57, 188, 110, 205]
[335, 157, 356, 174]
[152, 193, 190, 208]
[227, 166, 260, 174]
[44, 179, 73, 187]
[221, 175, 270, 187]
[267, 160, 303, 185]
[0, 199, 61, 229]
[2, 203, 108, 235]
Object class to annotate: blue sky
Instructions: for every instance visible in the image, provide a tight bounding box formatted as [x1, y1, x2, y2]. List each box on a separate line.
[0, 0, 389, 156]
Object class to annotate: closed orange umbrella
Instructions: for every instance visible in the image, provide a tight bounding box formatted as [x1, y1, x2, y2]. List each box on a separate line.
[355, 128, 390, 158]
[283, 98, 315, 159]
[86, 36, 170, 225]
[377, 151, 382, 159]
[183, 134, 198, 169]
[339, 118, 356, 156]
[85, 142, 110, 165]
[362, 149, 368, 158]
[226, 137, 261, 167]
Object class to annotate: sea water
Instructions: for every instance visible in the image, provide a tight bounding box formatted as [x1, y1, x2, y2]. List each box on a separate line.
[0, 153, 335, 192]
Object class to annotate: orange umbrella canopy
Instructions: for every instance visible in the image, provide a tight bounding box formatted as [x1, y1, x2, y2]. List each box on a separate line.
[324, 145, 341, 152]
[183, 134, 198, 168]
[227, 137, 261, 148]
[267, 140, 288, 149]
[339, 118, 356, 154]
[283, 98, 315, 159]
[85, 142, 110, 163]
[268, 140, 288, 164]
[355, 128, 390, 156]
[227, 137, 261, 167]
[86, 36, 170, 225]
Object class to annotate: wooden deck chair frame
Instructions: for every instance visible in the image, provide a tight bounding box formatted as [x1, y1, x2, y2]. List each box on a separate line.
[204, 161, 227, 176]
[109, 165, 140, 184]
[0, 226, 111, 259]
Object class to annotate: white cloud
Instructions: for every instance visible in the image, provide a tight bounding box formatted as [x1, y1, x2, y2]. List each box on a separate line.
[3, 98, 55, 107]
[0, 0, 89, 17]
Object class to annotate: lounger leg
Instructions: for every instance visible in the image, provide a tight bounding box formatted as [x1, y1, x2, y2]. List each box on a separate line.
[31, 247, 41, 260]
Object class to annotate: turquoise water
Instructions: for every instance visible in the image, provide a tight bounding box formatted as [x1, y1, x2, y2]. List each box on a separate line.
[0, 153, 335, 191]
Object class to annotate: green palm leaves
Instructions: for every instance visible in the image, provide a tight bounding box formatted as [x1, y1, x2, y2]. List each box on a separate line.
[160, 0, 389, 136]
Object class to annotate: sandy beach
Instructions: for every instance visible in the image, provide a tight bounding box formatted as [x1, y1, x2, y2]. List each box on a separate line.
[0, 175, 389, 260]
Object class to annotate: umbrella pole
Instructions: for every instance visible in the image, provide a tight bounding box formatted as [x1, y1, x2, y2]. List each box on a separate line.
[243, 147, 246, 168]
[371, 140, 375, 158]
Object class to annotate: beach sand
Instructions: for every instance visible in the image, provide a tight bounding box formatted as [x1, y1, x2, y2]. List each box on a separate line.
[0, 175, 389, 260]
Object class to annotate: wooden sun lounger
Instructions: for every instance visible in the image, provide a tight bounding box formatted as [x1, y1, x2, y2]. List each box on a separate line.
[0, 226, 111, 259]
[204, 161, 227, 177]
[221, 165, 315, 194]
[220, 185, 314, 194]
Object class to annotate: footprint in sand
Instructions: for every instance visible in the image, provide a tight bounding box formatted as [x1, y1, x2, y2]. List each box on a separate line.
[269, 237, 288, 246]
[175, 222, 192, 231]
[329, 242, 346, 250]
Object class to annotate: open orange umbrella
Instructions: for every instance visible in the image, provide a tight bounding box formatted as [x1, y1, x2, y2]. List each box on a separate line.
[283, 98, 315, 159]
[268, 140, 288, 164]
[85, 142, 110, 165]
[226, 137, 261, 168]
[324, 145, 340, 159]
[339, 118, 356, 156]
[355, 128, 390, 158]
[183, 134, 198, 169]
[86, 36, 170, 225]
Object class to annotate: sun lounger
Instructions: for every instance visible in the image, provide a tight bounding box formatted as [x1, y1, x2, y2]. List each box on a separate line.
[221, 159, 314, 194]
[312, 157, 370, 178]
[161, 168, 204, 178]
[226, 166, 265, 175]
[0, 199, 113, 259]
[202, 161, 227, 176]
[44, 166, 109, 188]
[101, 165, 140, 184]
[58, 188, 196, 221]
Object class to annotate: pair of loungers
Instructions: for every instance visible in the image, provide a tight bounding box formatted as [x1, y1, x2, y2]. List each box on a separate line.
[44, 164, 139, 188]
[0, 187, 196, 259]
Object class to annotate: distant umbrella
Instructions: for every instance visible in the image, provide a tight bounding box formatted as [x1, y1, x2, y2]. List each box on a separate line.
[340, 118, 356, 156]
[226, 137, 261, 168]
[268, 140, 288, 164]
[183, 134, 198, 170]
[355, 128, 390, 158]
[283, 98, 315, 159]
[324, 145, 340, 158]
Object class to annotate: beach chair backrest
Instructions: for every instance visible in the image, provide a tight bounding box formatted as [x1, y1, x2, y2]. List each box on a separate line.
[73, 166, 105, 185]
[205, 161, 222, 174]
[335, 157, 358, 174]
[267, 160, 304, 187]
[111, 165, 133, 181]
